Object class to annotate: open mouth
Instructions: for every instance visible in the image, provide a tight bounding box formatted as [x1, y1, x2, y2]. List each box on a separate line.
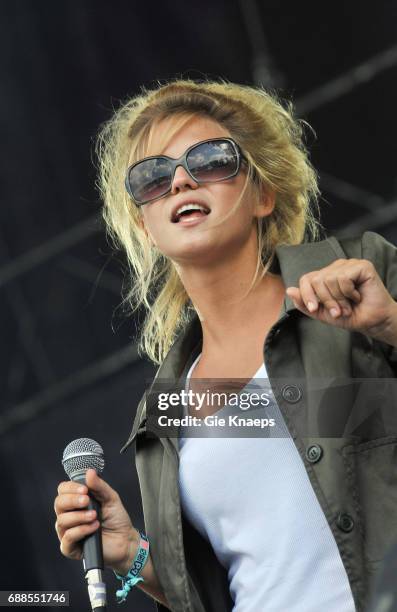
[172, 203, 211, 223]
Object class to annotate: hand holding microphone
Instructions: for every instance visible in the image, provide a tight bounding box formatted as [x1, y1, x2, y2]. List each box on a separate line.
[54, 439, 139, 611]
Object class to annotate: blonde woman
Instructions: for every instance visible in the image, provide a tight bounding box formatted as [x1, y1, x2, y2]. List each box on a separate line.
[54, 79, 397, 612]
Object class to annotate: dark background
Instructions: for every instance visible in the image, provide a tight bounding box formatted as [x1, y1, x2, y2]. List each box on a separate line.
[1, 1, 397, 611]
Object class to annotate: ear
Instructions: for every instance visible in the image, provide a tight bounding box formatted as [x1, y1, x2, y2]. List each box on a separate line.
[253, 187, 276, 220]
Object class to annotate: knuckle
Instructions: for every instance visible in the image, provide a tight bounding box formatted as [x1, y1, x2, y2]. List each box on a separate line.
[69, 494, 81, 511]
[299, 279, 310, 291]
[56, 515, 64, 529]
[60, 540, 74, 559]
[54, 497, 60, 514]
[311, 274, 322, 285]
[57, 481, 68, 494]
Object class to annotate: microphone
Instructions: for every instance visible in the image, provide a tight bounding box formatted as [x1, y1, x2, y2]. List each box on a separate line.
[62, 438, 106, 611]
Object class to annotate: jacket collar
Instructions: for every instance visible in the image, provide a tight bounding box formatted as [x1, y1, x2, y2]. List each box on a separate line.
[276, 235, 346, 314]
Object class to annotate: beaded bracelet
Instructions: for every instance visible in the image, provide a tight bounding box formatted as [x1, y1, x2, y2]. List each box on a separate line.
[114, 531, 150, 604]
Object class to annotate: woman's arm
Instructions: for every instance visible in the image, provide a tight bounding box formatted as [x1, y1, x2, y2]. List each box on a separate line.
[112, 528, 170, 608]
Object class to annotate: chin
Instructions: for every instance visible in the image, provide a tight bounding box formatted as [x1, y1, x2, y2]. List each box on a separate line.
[165, 238, 218, 260]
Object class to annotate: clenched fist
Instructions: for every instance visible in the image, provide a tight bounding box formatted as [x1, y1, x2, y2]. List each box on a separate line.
[286, 258, 397, 346]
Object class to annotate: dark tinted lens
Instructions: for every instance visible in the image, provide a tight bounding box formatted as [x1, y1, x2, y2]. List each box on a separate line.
[128, 158, 172, 203]
[187, 140, 238, 182]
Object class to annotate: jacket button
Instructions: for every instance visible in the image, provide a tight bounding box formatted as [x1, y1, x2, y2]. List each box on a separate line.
[282, 385, 302, 403]
[336, 513, 354, 533]
[306, 444, 323, 463]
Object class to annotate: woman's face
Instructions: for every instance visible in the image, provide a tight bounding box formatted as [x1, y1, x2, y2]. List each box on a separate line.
[135, 115, 274, 267]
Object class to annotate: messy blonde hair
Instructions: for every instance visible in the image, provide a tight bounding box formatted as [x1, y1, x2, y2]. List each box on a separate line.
[96, 78, 322, 365]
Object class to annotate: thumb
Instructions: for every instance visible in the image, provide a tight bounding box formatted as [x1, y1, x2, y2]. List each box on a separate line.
[85, 468, 117, 505]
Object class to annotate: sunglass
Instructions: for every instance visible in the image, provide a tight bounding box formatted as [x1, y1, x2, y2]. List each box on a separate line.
[125, 137, 246, 206]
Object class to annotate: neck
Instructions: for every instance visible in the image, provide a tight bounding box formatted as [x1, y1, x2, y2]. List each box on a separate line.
[175, 240, 285, 354]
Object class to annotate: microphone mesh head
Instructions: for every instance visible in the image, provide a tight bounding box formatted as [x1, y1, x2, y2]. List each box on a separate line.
[62, 438, 105, 479]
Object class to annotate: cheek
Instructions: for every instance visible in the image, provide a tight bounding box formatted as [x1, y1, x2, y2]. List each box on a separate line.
[227, 194, 256, 228]
[212, 178, 254, 215]
[140, 212, 159, 243]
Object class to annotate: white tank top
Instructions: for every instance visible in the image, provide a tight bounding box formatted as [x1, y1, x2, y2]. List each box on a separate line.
[178, 354, 356, 612]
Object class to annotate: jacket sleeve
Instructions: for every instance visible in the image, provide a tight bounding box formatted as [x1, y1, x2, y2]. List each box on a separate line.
[361, 231, 397, 373]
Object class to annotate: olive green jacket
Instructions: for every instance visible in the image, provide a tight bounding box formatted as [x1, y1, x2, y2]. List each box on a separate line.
[121, 231, 397, 612]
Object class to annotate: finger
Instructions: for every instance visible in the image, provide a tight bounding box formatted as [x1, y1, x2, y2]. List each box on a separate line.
[314, 271, 362, 316]
[303, 274, 345, 318]
[336, 273, 361, 304]
[286, 288, 311, 315]
[56, 509, 97, 536]
[60, 521, 100, 559]
[298, 274, 332, 313]
[58, 481, 87, 496]
[321, 260, 362, 304]
[321, 275, 354, 316]
[54, 493, 90, 516]
[287, 285, 345, 323]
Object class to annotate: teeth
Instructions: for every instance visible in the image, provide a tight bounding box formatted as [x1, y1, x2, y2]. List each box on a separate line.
[176, 203, 208, 217]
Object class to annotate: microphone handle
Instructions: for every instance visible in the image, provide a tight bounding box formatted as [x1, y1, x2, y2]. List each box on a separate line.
[73, 474, 104, 572]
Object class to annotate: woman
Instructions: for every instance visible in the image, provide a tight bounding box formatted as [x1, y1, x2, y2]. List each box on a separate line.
[54, 79, 397, 612]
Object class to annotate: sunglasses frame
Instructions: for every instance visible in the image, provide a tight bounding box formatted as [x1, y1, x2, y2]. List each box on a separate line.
[125, 137, 246, 206]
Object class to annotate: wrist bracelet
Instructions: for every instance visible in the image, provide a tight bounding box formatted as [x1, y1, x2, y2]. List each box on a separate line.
[114, 531, 150, 604]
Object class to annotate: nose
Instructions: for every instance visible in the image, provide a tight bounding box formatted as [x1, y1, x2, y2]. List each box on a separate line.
[170, 165, 199, 195]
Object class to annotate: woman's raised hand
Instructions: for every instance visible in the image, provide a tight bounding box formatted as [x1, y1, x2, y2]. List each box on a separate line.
[286, 258, 397, 346]
[54, 468, 139, 575]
